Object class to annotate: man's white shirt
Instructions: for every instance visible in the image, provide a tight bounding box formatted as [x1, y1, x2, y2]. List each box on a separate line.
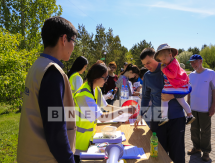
[189, 69, 215, 112]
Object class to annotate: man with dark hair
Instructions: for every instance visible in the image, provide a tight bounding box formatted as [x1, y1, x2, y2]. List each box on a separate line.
[17, 17, 77, 163]
[140, 48, 155, 60]
[41, 16, 77, 48]
[135, 47, 186, 163]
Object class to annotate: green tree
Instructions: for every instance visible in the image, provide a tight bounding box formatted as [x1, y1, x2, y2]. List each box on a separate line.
[114, 46, 128, 74]
[201, 44, 207, 50]
[200, 45, 215, 69]
[62, 24, 127, 78]
[90, 24, 126, 71]
[176, 51, 210, 70]
[187, 47, 200, 55]
[178, 48, 185, 54]
[176, 51, 193, 70]
[0, 28, 40, 109]
[105, 28, 121, 64]
[0, 0, 62, 49]
[92, 24, 107, 62]
[125, 50, 135, 65]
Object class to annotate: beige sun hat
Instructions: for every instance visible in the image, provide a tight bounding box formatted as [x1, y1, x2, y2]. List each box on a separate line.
[154, 43, 178, 62]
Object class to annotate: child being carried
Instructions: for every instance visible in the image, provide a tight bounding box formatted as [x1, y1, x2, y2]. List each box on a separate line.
[154, 43, 195, 126]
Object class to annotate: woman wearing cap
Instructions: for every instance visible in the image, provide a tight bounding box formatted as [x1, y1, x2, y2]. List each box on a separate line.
[73, 62, 135, 162]
[154, 43, 195, 126]
[67, 56, 88, 96]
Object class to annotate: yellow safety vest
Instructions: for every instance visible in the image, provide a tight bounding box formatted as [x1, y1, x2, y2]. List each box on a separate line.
[69, 72, 82, 96]
[74, 82, 104, 155]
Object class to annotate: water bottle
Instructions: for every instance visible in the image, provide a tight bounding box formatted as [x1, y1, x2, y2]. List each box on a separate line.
[124, 85, 129, 99]
[121, 85, 125, 99]
[106, 89, 114, 98]
[150, 132, 158, 157]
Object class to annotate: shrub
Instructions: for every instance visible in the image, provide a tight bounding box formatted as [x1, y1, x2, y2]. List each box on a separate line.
[200, 45, 215, 69]
[0, 28, 41, 109]
[176, 51, 193, 70]
[176, 51, 210, 70]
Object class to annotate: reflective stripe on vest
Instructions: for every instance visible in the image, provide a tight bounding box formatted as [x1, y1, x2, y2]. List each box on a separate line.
[77, 126, 94, 133]
[74, 88, 91, 97]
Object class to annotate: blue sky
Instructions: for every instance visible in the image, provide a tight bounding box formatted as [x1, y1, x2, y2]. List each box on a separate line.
[56, 0, 215, 51]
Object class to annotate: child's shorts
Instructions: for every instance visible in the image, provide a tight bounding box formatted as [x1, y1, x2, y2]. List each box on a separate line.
[162, 75, 192, 95]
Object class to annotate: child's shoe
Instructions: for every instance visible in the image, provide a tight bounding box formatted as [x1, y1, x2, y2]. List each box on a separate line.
[186, 115, 196, 125]
[158, 117, 169, 126]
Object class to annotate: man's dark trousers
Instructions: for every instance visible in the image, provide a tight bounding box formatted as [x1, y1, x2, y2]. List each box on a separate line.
[191, 111, 211, 153]
[150, 117, 186, 163]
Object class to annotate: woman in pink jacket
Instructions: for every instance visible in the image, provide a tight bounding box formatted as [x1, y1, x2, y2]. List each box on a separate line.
[154, 44, 195, 126]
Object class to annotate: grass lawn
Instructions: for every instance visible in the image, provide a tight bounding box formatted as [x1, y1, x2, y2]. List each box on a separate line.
[0, 105, 20, 163]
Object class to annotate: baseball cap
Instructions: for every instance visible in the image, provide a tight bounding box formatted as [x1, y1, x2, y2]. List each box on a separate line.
[188, 54, 203, 61]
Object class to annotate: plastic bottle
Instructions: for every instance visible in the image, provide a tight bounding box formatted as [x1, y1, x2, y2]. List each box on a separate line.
[150, 132, 158, 157]
[106, 89, 114, 98]
[121, 85, 125, 99]
[124, 85, 129, 99]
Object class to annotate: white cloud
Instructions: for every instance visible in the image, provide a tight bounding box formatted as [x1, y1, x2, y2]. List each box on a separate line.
[58, 0, 215, 18]
[147, 1, 215, 16]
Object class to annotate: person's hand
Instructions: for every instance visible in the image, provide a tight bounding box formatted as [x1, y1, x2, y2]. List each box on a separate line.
[136, 86, 142, 92]
[103, 94, 113, 100]
[108, 95, 112, 99]
[133, 92, 140, 96]
[134, 115, 142, 129]
[209, 106, 215, 116]
[161, 93, 174, 101]
[161, 64, 166, 71]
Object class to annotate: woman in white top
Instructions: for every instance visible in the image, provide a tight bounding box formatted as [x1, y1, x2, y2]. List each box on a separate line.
[68, 56, 88, 95]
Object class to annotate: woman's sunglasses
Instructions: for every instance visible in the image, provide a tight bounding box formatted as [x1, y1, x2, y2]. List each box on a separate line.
[109, 66, 116, 69]
[101, 75, 109, 81]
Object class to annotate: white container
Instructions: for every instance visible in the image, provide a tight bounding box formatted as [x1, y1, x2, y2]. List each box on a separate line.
[101, 126, 117, 138]
[121, 85, 125, 99]
[124, 85, 129, 99]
